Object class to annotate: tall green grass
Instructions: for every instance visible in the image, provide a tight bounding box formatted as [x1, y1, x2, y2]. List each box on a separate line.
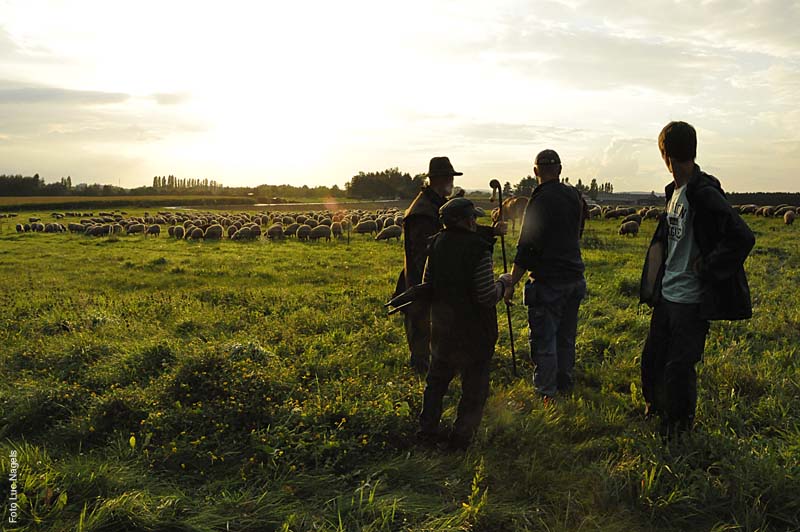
[0, 211, 798, 531]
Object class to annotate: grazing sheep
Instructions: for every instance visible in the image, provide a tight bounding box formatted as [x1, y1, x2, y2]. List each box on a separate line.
[331, 221, 343, 239]
[127, 223, 145, 235]
[281, 216, 295, 225]
[204, 224, 224, 240]
[375, 225, 402, 241]
[284, 222, 300, 237]
[305, 218, 318, 228]
[296, 224, 312, 241]
[226, 225, 237, 238]
[785, 211, 796, 225]
[309, 225, 332, 241]
[588, 206, 602, 219]
[267, 224, 285, 240]
[29, 217, 40, 223]
[189, 227, 205, 240]
[146, 225, 161, 237]
[319, 218, 332, 227]
[355, 220, 378, 234]
[174, 226, 185, 239]
[775, 206, 796, 217]
[249, 224, 262, 237]
[644, 208, 661, 220]
[15, 223, 24, 233]
[87, 224, 111, 236]
[622, 214, 643, 225]
[231, 226, 253, 240]
[619, 220, 640, 236]
[67, 222, 86, 233]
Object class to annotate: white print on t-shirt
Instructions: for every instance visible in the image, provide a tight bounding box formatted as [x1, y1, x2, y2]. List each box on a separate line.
[667, 193, 686, 240]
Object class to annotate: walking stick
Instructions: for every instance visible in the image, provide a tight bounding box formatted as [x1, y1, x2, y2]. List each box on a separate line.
[490, 179, 518, 377]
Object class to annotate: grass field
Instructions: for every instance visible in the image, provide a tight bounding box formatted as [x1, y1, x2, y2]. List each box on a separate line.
[0, 209, 798, 531]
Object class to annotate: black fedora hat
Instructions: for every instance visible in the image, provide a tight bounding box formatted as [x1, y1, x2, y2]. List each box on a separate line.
[427, 156, 463, 179]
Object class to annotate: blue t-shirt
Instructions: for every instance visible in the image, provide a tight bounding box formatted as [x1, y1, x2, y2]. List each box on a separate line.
[661, 184, 704, 304]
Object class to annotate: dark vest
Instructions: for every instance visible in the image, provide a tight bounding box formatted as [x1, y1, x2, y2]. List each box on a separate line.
[428, 227, 498, 362]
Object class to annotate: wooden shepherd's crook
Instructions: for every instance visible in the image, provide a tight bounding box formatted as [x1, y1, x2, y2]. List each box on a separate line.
[490, 179, 518, 377]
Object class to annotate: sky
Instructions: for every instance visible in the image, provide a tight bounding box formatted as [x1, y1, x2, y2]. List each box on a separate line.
[1, 0, 799, 192]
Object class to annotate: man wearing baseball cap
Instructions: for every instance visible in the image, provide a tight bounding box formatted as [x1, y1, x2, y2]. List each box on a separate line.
[502, 149, 588, 403]
[396, 157, 506, 374]
[417, 197, 513, 450]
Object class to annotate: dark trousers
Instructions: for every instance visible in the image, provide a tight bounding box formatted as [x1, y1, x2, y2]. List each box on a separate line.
[418, 352, 491, 444]
[642, 300, 710, 436]
[404, 302, 431, 373]
[525, 278, 586, 396]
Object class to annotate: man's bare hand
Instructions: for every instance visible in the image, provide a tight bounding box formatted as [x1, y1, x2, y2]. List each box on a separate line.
[503, 285, 515, 304]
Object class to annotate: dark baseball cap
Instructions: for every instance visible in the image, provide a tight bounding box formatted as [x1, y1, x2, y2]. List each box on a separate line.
[535, 149, 561, 166]
[439, 197, 484, 225]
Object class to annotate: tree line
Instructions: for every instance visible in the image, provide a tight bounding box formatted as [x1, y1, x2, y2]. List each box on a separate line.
[0, 174, 347, 199]
[494, 176, 614, 199]
[0, 171, 682, 203]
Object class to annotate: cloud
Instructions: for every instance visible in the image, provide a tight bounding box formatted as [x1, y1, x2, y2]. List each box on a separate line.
[550, 0, 800, 59]
[0, 25, 64, 64]
[475, 24, 735, 94]
[453, 121, 589, 145]
[0, 82, 128, 105]
[151, 92, 190, 105]
[0, 27, 18, 57]
[0, 77, 206, 164]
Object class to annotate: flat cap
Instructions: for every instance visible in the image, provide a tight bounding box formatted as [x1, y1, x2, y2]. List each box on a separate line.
[439, 197, 484, 225]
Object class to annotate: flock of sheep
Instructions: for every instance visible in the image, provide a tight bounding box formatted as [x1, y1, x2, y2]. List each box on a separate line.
[3, 200, 796, 244]
[7, 208, 406, 242]
[736, 204, 798, 225]
[595, 203, 798, 237]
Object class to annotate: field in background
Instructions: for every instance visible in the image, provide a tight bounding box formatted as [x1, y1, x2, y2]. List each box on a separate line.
[0, 209, 798, 531]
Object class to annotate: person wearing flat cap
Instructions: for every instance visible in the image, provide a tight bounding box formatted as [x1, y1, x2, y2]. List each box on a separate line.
[502, 149, 589, 403]
[396, 157, 507, 375]
[416, 197, 514, 450]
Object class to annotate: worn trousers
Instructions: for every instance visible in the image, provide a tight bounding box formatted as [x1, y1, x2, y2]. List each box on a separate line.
[418, 352, 491, 444]
[641, 300, 710, 435]
[404, 302, 431, 372]
[525, 278, 586, 397]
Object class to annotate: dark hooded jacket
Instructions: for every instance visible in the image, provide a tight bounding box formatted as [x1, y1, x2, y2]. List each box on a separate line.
[402, 186, 447, 290]
[639, 165, 755, 321]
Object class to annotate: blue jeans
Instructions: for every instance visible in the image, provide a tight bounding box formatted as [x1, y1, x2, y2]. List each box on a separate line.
[524, 278, 586, 397]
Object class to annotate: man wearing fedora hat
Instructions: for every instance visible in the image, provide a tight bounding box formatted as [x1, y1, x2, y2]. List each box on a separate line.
[397, 156, 507, 374]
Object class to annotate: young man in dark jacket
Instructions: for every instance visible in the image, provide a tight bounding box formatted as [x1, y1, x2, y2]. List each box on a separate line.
[640, 121, 755, 439]
[417, 197, 513, 450]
